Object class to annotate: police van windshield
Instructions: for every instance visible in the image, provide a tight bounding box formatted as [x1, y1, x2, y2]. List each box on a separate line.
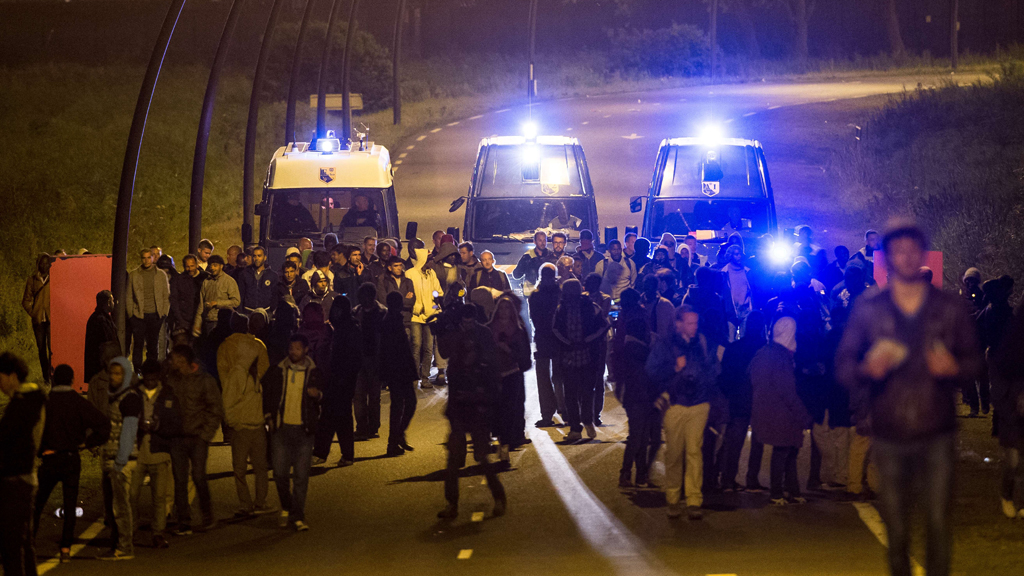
[472, 198, 592, 242]
[269, 188, 386, 239]
[658, 144, 764, 198]
[649, 199, 770, 239]
[478, 144, 585, 198]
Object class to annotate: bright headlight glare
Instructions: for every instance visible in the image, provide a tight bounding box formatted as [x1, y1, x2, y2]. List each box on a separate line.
[770, 243, 792, 265]
[699, 125, 723, 145]
[522, 144, 541, 164]
[523, 121, 538, 140]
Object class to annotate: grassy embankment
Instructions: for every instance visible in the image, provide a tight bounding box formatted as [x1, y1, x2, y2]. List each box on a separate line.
[829, 60, 1024, 289]
[0, 52, 1013, 381]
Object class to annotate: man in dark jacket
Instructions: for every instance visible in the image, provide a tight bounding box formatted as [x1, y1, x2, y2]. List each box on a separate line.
[262, 334, 323, 531]
[84, 290, 118, 383]
[436, 304, 507, 520]
[381, 292, 420, 456]
[614, 316, 660, 488]
[716, 311, 767, 492]
[552, 279, 610, 442]
[512, 231, 557, 295]
[34, 365, 110, 561]
[457, 242, 482, 285]
[575, 230, 604, 278]
[130, 361, 181, 549]
[275, 260, 310, 314]
[169, 255, 207, 342]
[836, 224, 982, 576]
[166, 345, 223, 534]
[529, 264, 564, 427]
[238, 246, 278, 313]
[646, 305, 720, 521]
[0, 352, 47, 576]
[376, 257, 415, 328]
[467, 250, 511, 293]
[333, 246, 373, 302]
[353, 283, 386, 440]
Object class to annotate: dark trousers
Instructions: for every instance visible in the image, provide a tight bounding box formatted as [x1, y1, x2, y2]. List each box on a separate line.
[808, 433, 822, 486]
[445, 416, 506, 507]
[593, 360, 606, 423]
[314, 379, 357, 461]
[387, 379, 417, 448]
[271, 424, 314, 522]
[563, 363, 596, 433]
[497, 372, 527, 447]
[746, 431, 766, 486]
[621, 403, 661, 482]
[719, 415, 749, 488]
[34, 452, 81, 549]
[353, 363, 381, 436]
[0, 477, 37, 576]
[32, 321, 51, 383]
[962, 373, 991, 414]
[873, 432, 955, 576]
[535, 352, 565, 421]
[170, 436, 212, 526]
[130, 313, 164, 368]
[770, 445, 801, 499]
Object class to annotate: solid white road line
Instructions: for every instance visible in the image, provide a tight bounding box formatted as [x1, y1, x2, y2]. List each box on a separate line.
[852, 502, 925, 576]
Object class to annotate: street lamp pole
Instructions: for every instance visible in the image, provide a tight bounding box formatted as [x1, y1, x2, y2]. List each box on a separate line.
[527, 0, 537, 101]
[393, 0, 406, 125]
[112, 0, 187, 352]
[190, 0, 246, 254]
[286, 0, 319, 145]
[950, 0, 959, 71]
[341, 0, 360, 143]
[317, 0, 345, 140]
[710, 0, 718, 83]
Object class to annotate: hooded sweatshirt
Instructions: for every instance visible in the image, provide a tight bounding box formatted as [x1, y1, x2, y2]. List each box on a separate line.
[102, 357, 143, 472]
[407, 248, 444, 324]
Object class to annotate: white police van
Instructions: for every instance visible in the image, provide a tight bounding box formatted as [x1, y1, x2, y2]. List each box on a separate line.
[256, 131, 399, 268]
[630, 134, 779, 256]
[448, 126, 599, 272]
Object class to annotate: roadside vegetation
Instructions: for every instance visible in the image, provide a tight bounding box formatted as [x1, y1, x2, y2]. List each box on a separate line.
[0, 37, 1016, 377]
[830, 60, 1024, 289]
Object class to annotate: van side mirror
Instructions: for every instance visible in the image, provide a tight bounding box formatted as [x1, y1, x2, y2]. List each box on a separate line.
[447, 227, 461, 243]
[449, 197, 466, 213]
[629, 196, 643, 213]
[405, 221, 418, 241]
[255, 201, 270, 217]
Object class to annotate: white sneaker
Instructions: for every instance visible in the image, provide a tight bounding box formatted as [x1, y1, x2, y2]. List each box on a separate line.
[499, 445, 510, 462]
[584, 424, 597, 439]
[279, 511, 289, 528]
[294, 520, 309, 532]
[1003, 498, 1018, 519]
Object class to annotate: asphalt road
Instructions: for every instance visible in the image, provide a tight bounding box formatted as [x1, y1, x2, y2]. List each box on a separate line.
[37, 373, 891, 576]
[34, 76, 989, 576]
[394, 73, 984, 254]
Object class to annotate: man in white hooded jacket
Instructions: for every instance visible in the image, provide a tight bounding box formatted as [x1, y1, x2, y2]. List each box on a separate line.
[407, 244, 444, 390]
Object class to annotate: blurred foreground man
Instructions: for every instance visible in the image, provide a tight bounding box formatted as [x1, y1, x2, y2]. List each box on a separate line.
[837, 223, 982, 576]
[436, 304, 506, 520]
[0, 352, 46, 576]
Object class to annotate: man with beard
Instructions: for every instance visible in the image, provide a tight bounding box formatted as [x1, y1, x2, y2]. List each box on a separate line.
[513, 231, 557, 296]
[275, 261, 310, 314]
[334, 245, 374, 302]
[85, 291, 118, 382]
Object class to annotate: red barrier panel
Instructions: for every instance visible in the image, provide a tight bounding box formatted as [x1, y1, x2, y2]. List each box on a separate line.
[50, 255, 113, 393]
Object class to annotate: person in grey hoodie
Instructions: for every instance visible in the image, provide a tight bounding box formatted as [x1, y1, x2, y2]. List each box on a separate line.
[97, 356, 142, 560]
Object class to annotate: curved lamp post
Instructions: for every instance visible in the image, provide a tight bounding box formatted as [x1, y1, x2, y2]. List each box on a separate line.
[189, 0, 246, 253]
[241, 0, 288, 245]
[316, 0, 346, 140]
[340, 0, 359, 142]
[285, 0, 318, 144]
[111, 0, 188, 351]
[393, 0, 406, 125]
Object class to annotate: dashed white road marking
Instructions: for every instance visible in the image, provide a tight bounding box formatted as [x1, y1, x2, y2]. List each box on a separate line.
[743, 112, 757, 117]
[406, 145, 415, 150]
[471, 512, 485, 522]
[416, 135, 427, 141]
[768, 105, 782, 110]
[566, 128, 573, 131]
[853, 502, 925, 576]
[621, 133, 643, 140]
[398, 152, 408, 159]
[37, 517, 105, 574]
[603, 115, 611, 118]
[724, 118, 735, 124]
[447, 121, 460, 126]
[430, 128, 442, 133]
[394, 160, 403, 165]
[582, 121, 589, 125]
[495, 108, 510, 113]
[469, 115, 484, 120]
[457, 549, 473, 560]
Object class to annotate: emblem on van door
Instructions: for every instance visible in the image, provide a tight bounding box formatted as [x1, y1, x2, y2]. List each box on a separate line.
[320, 167, 336, 183]
[701, 181, 720, 197]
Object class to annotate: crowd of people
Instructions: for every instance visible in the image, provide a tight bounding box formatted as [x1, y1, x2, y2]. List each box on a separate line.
[3, 221, 1023, 576]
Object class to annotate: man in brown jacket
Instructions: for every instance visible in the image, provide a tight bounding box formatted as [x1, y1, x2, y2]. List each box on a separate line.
[22, 253, 53, 383]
